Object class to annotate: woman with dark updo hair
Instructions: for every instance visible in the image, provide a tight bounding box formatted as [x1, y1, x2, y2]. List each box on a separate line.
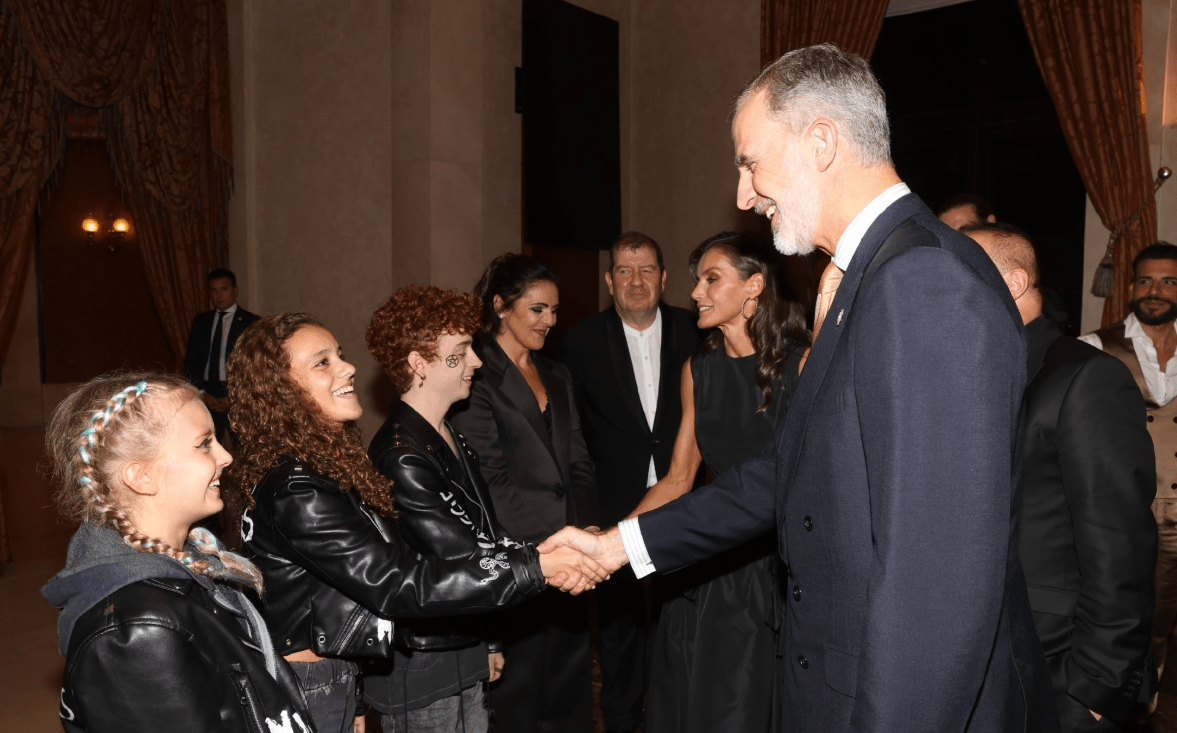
[450, 253, 597, 733]
[629, 231, 809, 733]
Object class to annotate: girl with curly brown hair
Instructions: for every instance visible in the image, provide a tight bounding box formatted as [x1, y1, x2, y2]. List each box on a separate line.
[41, 372, 313, 733]
[226, 312, 603, 733]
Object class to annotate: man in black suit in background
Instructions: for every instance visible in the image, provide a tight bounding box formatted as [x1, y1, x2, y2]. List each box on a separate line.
[969, 223, 1157, 732]
[562, 232, 700, 733]
[183, 268, 260, 442]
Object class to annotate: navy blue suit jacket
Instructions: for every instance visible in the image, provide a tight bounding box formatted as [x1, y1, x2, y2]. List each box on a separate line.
[183, 306, 260, 396]
[639, 195, 1057, 733]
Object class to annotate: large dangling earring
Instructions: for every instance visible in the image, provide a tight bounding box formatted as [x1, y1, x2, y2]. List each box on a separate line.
[740, 297, 758, 319]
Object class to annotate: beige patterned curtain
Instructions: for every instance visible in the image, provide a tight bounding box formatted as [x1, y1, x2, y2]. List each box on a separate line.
[0, 0, 232, 366]
[1017, 0, 1155, 326]
[761, 0, 891, 67]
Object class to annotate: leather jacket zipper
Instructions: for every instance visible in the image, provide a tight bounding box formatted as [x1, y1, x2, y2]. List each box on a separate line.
[332, 605, 370, 654]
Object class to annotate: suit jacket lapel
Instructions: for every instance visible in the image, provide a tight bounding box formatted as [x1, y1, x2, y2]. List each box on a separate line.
[446, 419, 499, 539]
[777, 194, 927, 490]
[605, 310, 650, 433]
[652, 303, 680, 436]
[227, 310, 249, 350]
[482, 339, 561, 470]
[535, 356, 570, 481]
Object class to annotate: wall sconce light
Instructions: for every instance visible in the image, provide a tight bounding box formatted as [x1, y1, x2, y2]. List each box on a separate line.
[82, 214, 133, 253]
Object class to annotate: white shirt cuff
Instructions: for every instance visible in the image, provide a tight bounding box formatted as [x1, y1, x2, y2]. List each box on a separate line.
[618, 517, 656, 579]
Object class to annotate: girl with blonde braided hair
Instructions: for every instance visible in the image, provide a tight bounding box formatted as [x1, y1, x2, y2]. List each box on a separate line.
[41, 372, 314, 733]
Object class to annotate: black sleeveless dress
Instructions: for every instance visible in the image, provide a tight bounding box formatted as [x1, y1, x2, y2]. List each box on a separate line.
[644, 343, 802, 733]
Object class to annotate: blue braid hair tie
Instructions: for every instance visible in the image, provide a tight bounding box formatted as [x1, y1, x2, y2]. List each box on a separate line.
[132, 380, 147, 396]
[78, 476, 91, 486]
[78, 445, 91, 465]
[181, 555, 194, 565]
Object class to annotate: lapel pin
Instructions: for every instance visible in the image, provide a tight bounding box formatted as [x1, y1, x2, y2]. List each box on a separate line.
[836, 309, 844, 326]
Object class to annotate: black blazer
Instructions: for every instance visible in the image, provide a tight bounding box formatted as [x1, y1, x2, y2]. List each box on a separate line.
[562, 303, 701, 525]
[1018, 316, 1156, 724]
[183, 306, 260, 395]
[639, 194, 1057, 733]
[450, 337, 597, 544]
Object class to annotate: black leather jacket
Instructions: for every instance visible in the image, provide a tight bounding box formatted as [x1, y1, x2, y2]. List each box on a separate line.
[369, 399, 524, 651]
[242, 457, 546, 659]
[60, 578, 315, 733]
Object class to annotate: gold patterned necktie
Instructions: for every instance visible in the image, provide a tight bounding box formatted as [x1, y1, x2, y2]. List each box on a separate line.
[812, 261, 844, 343]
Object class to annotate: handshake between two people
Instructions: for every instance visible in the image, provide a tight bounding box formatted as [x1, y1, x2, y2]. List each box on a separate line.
[534, 525, 632, 595]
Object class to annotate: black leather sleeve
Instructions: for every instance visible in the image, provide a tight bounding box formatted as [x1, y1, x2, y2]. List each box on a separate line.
[68, 622, 226, 733]
[374, 448, 490, 562]
[1058, 353, 1157, 719]
[266, 472, 545, 617]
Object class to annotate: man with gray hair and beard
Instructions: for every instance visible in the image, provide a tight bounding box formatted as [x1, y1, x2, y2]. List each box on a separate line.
[1081, 241, 1177, 720]
[541, 42, 1057, 732]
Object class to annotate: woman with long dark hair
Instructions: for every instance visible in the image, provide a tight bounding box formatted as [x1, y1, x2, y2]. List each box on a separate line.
[225, 312, 602, 733]
[450, 253, 597, 733]
[630, 231, 809, 733]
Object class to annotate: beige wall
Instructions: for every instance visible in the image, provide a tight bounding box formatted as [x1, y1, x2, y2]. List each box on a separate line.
[1080, 0, 1177, 333]
[628, 0, 762, 308]
[228, 0, 396, 437]
[224, 0, 763, 435]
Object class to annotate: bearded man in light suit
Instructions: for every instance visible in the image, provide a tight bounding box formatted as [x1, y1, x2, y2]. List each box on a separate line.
[541, 43, 1057, 733]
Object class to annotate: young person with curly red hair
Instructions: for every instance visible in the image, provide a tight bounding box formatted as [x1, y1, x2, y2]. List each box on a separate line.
[41, 372, 312, 733]
[364, 284, 525, 732]
[225, 312, 603, 733]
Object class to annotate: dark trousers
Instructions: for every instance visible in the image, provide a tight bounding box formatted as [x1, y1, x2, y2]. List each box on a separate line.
[596, 569, 652, 731]
[489, 591, 592, 733]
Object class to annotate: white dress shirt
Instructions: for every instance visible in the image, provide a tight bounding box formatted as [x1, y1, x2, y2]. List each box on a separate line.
[622, 308, 662, 488]
[618, 182, 912, 580]
[204, 302, 237, 383]
[1080, 312, 1177, 407]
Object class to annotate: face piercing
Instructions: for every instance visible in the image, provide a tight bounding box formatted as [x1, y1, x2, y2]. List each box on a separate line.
[446, 355, 460, 368]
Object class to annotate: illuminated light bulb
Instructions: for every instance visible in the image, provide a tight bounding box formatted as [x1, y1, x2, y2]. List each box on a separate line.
[112, 218, 130, 233]
[82, 217, 99, 233]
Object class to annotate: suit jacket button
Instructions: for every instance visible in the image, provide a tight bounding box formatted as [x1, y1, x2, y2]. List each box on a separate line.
[793, 586, 801, 602]
[803, 516, 813, 531]
[1171, 483, 1176, 490]
[1148, 415, 1155, 422]
[798, 655, 809, 669]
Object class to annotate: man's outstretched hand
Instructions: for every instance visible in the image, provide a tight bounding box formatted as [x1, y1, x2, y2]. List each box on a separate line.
[537, 544, 609, 595]
[538, 526, 629, 575]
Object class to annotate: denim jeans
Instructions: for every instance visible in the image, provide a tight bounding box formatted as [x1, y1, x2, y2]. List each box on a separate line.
[289, 657, 360, 733]
[380, 682, 487, 733]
